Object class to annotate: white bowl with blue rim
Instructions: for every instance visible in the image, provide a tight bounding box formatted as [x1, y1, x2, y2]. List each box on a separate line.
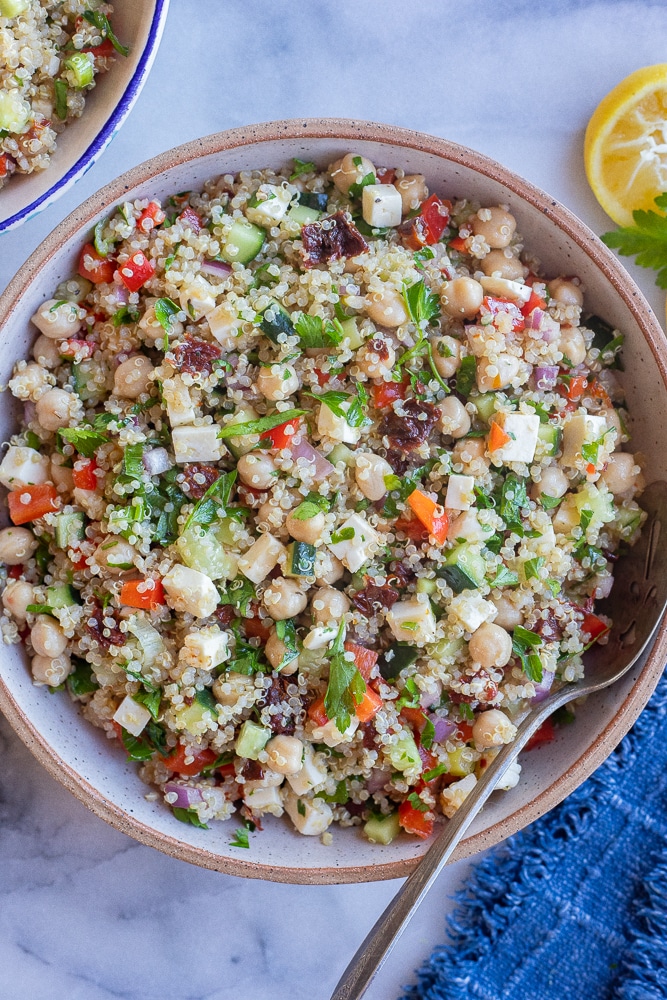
[0, 0, 170, 234]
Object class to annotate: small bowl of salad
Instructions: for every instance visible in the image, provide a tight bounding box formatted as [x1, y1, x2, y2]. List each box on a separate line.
[0, 119, 666, 883]
[0, 0, 170, 233]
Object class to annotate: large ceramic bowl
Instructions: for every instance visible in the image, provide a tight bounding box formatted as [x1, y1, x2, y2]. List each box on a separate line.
[0, 0, 170, 234]
[1, 119, 666, 884]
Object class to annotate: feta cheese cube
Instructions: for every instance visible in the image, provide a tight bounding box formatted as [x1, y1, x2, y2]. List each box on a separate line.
[479, 276, 532, 303]
[113, 695, 151, 738]
[179, 274, 216, 319]
[302, 625, 338, 650]
[448, 592, 497, 633]
[445, 474, 475, 511]
[162, 563, 219, 618]
[245, 184, 294, 227]
[162, 376, 196, 427]
[286, 745, 328, 795]
[327, 512, 379, 572]
[490, 413, 540, 464]
[317, 400, 361, 444]
[361, 183, 403, 229]
[440, 773, 477, 818]
[207, 301, 241, 351]
[561, 413, 609, 467]
[172, 425, 223, 464]
[243, 784, 284, 817]
[179, 626, 230, 671]
[386, 598, 437, 644]
[0, 446, 50, 489]
[310, 716, 359, 748]
[238, 533, 287, 584]
[284, 789, 333, 836]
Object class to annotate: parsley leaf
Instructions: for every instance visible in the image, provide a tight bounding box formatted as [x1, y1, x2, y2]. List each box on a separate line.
[539, 494, 563, 511]
[66, 657, 98, 696]
[218, 408, 307, 439]
[348, 171, 376, 200]
[229, 826, 250, 848]
[402, 278, 440, 327]
[184, 470, 237, 530]
[489, 566, 519, 587]
[218, 577, 257, 619]
[306, 387, 369, 428]
[275, 618, 299, 671]
[154, 297, 180, 332]
[601, 193, 667, 289]
[57, 426, 108, 458]
[173, 807, 209, 830]
[291, 493, 331, 520]
[294, 313, 344, 350]
[289, 158, 316, 180]
[407, 791, 429, 812]
[512, 625, 543, 682]
[499, 474, 528, 536]
[455, 355, 477, 397]
[324, 621, 366, 733]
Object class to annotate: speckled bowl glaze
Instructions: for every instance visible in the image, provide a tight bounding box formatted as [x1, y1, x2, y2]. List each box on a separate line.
[1, 119, 666, 883]
[0, 0, 170, 234]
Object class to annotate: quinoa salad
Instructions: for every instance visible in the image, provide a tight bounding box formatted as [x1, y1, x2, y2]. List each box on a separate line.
[0, 0, 126, 190]
[0, 153, 645, 846]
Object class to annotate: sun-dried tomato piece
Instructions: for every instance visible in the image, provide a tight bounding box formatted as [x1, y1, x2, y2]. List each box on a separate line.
[238, 758, 265, 781]
[180, 463, 220, 499]
[260, 675, 297, 735]
[86, 604, 124, 649]
[215, 605, 237, 627]
[379, 399, 439, 450]
[352, 582, 400, 615]
[172, 338, 221, 375]
[532, 611, 566, 643]
[300, 211, 369, 268]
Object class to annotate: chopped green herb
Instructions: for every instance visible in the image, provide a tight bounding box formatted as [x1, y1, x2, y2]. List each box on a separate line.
[423, 762, 448, 781]
[83, 10, 129, 57]
[331, 526, 355, 544]
[26, 603, 54, 616]
[154, 297, 180, 332]
[402, 278, 440, 327]
[218, 408, 307, 440]
[93, 218, 113, 257]
[420, 717, 436, 751]
[489, 566, 520, 588]
[455, 355, 477, 397]
[294, 313, 343, 349]
[600, 192, 667, 289]
[512, 625, 543, 682]
[540, 494, 563, 511]
[66, 657, 98, 696]
[289, 158, 316, 180]
[291, 493, 331, 520]
[524, 556, 544, 580]
[173, 807, 209, 830]
[57, 426, 108, 458]
[229, 826, 250, 848]
[407, 792, 429, 812]
[348, 171, 376, 200]
[183, 470, 237, 530]
[324, 621, 366, 733]
[54, 79, 68, 120]
[218, 576, 256, 619]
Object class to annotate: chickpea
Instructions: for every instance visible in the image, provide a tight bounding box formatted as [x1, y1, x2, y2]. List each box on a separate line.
[139, 298, 184, 341]
[312, 586, 350, 624]
[354, 452, 393, 501]
[355, 337, 396, 379]
[212, 671, 255, 707]
[237, 452, 277, 490]
[472, 708, 517, 750]
[286, 508, 326, 544]
[491, 594, 523, 630]
[452, 437, 489, 475]
[531, 466, 569, 501]
[603, 408, 622, 441]
[396, 174, 428, 214]
[93, 538, 137, 575]
[601, 452, 639, 495]
[32, 334, 62, 369]
[558, 326, 586, 367]
[468, 622, 512, 668]
[265, 628, 299, 674]
[481, 250, 524, 280]
[256, 363, 299, 401]
[257, 499, 290, 540]
[440, 277, 484, 319]
[431, 336, 462, 379]
[265, 734, 304, 775]
[51, 453, 74, 493]
[469, 207, 517, 248]
[548, 277, 584, 308]
[31, 615, 68, 658]
[31, 652, 72, 687]
[476, 354, 521, 392]
[2, 579, 35, 621]
[314, 549, 344, 587]
[331, 152, 376, 195]
[35, 387, 79, 432]
[365, 286, 409, 328]
[113, 355, 154, 399]
[31, 299, 85, 339]
[552, 498, 580, 535]
[0, 526, 38, 565]
[263, 576, 308, 620]
[438, 396, 471, 438]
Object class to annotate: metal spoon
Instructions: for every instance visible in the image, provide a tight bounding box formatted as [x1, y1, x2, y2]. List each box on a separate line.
[331, 480, 667, 1000]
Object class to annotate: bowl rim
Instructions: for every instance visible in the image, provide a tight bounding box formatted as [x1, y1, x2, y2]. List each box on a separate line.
[1, 117, 667, 884]
[0, 0, 171, 235]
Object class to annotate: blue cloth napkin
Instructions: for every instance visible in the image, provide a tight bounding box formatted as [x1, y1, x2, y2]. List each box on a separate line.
[401, 672, 667, 1000]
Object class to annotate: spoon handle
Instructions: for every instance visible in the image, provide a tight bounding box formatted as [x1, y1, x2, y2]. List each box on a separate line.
[330, 736, 526, 1000]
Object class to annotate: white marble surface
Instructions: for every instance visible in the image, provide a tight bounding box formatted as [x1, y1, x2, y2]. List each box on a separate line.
[2, 2, 667, 998]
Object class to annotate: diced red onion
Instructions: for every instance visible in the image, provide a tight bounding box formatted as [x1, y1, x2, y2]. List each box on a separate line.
[105, 284, 129, 309]
[527, 308, 545, 330]
[143, 446, 172, 476]
[288, 438, 334, 482]
[24, 401, 36, 423]
[541, 315, 561, 344]
[594, 574, 614, 600]
[366, 768, 390, 794]
[428, 714, 458, 743]
[200, 259, 232, 279]
[164, 782, 204, 809]
[534, 365, 559, 390]
[419, 683, 442, 710]
[531, 670, 555, 704]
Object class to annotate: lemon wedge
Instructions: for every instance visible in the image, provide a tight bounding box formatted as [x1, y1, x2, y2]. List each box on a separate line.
[584, 64, 667, 227]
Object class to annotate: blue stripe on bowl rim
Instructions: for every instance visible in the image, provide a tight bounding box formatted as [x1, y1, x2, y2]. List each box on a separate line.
[0, 0, 171, 235]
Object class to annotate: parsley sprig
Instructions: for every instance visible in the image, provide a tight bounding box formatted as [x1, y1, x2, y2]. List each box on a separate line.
[512, 625, 543, 682]
[601, 193, 667, 288]
[324, 622, 366, 733]
[293, 312, 343, 349]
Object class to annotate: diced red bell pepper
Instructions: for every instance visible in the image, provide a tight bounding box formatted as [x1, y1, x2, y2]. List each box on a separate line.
[587, 380, 613, 407]
[344, 641, 379, 682]
[0, 153, 13, 179]
[312, 366, 331, 387]
[456, 721, 474, 743]
[400, 706, 431, 736]
[418, 747, 439, 776]
[398, 797, 434, 839]
[355, 686, 383, 723]
[420, 194, 451, 243]
[480, 296, 525, 332]
[71, 553, 90, 571]
[116, 251, 156, 292]
[259, 416, 302, 449]
[8, 484, 59, 525]
[80, 37, 116, 57]
[307, 695, 329, 728]
[217, 761, 236, 778]
[371, 378, 408, 409]
[394, 515, 429, 542]
[449, 235, 469, 253]
[565, 375, 588, 400]
[406, 489, 449, 545]
[520, 288, 547, 318]
[8, 564, 23, 579]
[119, 578, 166, 610]
[78, 242, 115, 284]
[177, 206, 203, 234]
[137, 201, 166, 234]
[525, 718, 556, 751]
[163, 744, 218, 777]
[581, 611, 609, 641]
[72, 458, 98, 491]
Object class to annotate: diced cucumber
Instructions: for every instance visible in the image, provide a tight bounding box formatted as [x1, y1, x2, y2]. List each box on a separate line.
[298, 191, 329, 212]
[379, 642, 418, 680]
[46, 584, 78, 608]
[428, 636, 465, 664]
[585, 314, 615, 350]
[260, 299, 295, 343]
[176, 524, 237, 581]
[236, 720, 271, 760]
[0, 90, 28, 132]
[416, 577, 437, 595]
[385, 730, 421, 773]
[172, 692, 217, 735]
[72, 359, 103, 402]
[537, 423, 562, 456]
[364, 812, 400, 845]
[340, 317, 364, 349]
[572, 482, 615, 526]
[285, 540, 316, 577]
[472, 393, 500, 423]
[0, 0, 30, 16]
[446, 747, 475, 777]
[54, 511, 85, 549]
[287, 204, 322, 227]
[328, 443, 356, 468]
[614, 503, 643, 538]
[439, 542, 486, 593]
[221, 219, 265, 264]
